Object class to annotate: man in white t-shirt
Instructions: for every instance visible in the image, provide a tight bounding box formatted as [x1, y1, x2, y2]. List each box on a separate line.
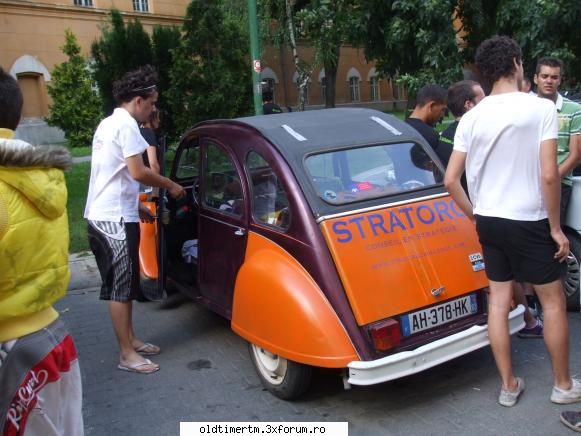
[445, 36, 580, 408]
[85, 65, 185, 375]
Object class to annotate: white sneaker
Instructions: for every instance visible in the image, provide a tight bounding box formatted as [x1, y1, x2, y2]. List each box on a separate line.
[499, 377, 525, 407]
[551, 379, 581, 404]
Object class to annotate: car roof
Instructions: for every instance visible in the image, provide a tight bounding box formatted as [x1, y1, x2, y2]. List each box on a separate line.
[234, 108, 422, 157]
[194, 108, 440, 217]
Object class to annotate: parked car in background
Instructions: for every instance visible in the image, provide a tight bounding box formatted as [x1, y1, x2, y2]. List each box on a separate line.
[139, 108, 526, 399]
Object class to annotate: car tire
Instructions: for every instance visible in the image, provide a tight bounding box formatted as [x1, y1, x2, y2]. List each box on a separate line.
[564, 229, 581, 312]
[248, 343, 312, 400]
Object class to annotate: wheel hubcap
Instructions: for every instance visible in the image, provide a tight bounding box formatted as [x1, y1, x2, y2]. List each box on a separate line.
[565, 252, 580, 298]
[251, 345, 288, 386]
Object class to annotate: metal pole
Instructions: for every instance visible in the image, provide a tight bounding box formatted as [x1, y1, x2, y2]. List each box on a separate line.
[248, 0, 263, 115]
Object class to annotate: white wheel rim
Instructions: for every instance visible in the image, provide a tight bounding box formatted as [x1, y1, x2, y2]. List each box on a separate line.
[565, 252, 580, 298]
[251, 345, 287, 386]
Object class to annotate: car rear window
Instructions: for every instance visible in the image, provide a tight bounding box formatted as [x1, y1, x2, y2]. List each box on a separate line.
[304, 142, 443, 205]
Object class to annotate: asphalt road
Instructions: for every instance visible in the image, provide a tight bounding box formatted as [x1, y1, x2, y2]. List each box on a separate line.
[60, 254, 581, 436]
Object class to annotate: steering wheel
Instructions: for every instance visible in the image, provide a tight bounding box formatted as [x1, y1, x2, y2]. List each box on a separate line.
[401, 179, 425, 190]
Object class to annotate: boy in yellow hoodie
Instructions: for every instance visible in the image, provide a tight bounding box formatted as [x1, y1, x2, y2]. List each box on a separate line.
[0, 68, 84, 435]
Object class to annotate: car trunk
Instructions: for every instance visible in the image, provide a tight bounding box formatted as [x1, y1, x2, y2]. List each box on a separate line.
[320, 195, 488, 326]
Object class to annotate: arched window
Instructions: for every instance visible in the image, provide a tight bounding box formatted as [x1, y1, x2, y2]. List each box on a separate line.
[293, 71, 310, 105]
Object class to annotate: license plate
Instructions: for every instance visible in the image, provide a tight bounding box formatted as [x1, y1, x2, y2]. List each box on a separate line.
[400, 294, 478, 337]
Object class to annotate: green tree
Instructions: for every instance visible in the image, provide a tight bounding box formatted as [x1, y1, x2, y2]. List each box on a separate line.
[357, 0, 463, 97]
[260, 0, 362, 109]
[457, 0, 581, 88]
[91, 9, 153, 114]
[167, 0, 252, 136]
[46, 29, 103, 148]
[296, 0, 363, 108]
[151, 25, 181, 139]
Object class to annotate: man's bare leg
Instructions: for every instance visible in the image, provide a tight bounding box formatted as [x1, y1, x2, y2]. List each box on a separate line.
[488, 279, 518, 390]
[533, 279, 571, 389]
[109, 301, 159, 369]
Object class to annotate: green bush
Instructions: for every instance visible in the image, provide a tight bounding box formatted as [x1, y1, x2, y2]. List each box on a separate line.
[46, 29, 103, 148]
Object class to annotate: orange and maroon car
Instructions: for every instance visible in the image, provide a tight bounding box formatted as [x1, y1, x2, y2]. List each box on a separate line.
[139, 108, 525, 399]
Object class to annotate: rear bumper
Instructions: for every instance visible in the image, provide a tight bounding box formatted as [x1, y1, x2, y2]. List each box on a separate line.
[347, 304, 525, 386]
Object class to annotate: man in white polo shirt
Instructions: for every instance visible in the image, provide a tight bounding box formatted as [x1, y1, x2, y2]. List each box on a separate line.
[445, 36, 579, 408]
[85, 65, 185, 375]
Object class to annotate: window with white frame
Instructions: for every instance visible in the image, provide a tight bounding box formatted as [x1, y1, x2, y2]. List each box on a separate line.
[133, 0, 149, 12]
[349, 76, 360, 102]
[370, 76, 380, 101]
[74, 0, 93, 6]
[321, 77, 327, 104]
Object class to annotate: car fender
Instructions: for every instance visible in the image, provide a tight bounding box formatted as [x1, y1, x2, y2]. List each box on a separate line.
[231, 232, 358, 368]
[139, 201, 158, 280]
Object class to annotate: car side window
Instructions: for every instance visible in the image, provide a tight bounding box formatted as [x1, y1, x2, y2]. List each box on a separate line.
[247, 151, 290, 230]
[175, 143, 199, 180]
[203, 142, 243, 216]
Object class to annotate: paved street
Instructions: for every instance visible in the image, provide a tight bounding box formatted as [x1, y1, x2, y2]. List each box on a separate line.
[61, 254, 581, 436]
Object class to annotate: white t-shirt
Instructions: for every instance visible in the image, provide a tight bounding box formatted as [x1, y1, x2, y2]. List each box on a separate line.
[84, 108, 148, 222]
[454, 92, 558, 221]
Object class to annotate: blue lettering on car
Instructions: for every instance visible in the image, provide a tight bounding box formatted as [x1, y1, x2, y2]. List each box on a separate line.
[332, 198, 465, 243]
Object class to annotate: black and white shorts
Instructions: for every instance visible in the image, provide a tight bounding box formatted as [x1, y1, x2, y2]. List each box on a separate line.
[475, 215, 566, 284]
[87, 220, 141, 301]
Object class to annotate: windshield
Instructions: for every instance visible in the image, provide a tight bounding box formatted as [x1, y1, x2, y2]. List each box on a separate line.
[305, 142, 443, 205]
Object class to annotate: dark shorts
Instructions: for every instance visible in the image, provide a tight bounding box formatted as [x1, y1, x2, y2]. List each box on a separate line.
[87, 220, 142, 301]
[475, 215, 566, 284]
[561, 183, 572, 225]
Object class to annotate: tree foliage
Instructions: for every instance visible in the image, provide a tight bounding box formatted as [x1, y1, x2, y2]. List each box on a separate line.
[357, 0, 463, 96]
[457, 0, 581, 88]
[91, 9, 153, 114]
[46, 29, 103, 148]
[151, 25, 181, 138]
[260, 0, 362, 108]
[167, 0, 252, 136]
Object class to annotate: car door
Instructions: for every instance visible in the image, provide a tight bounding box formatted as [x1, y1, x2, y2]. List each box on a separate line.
[198, 138, 248, 318]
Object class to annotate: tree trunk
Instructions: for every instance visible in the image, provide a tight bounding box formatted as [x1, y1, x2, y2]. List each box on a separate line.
[285, 0, 312, 111]
[324, 45, 340, 108]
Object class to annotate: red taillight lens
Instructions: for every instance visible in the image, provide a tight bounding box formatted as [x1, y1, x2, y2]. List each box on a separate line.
[369, 318, 401, 351]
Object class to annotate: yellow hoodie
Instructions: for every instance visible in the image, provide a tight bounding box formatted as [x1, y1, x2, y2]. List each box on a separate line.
[0, 131, 72, 341]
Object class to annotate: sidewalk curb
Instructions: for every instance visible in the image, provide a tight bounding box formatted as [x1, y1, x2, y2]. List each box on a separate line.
[69, 251, 100, 291]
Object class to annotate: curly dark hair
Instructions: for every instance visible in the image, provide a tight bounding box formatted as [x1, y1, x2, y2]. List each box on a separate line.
[447, 80, 480, 118]
[475, 36, 522, 86]
[112, 65, 158, 104]
[0, 68, 23, 130]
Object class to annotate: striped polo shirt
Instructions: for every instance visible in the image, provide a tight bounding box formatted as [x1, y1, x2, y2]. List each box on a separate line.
[556, 93, 581, 185]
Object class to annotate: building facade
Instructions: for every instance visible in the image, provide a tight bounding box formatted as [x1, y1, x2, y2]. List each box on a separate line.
[0, 0, 405, 143]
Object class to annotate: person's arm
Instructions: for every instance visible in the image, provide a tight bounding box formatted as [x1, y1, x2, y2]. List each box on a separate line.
[444, 150, 474, 221]
[146, 145, 160, 174]
[558, 134, 581, 178]
[539, 137, 569, 261]
[125, 154, 185, 199]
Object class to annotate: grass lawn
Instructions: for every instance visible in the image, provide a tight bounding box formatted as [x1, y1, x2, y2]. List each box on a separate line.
[65, 162, 90, 253]
[66, 145, 92, 157]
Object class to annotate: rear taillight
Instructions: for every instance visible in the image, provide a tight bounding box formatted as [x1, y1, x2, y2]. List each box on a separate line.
[368, 318, 401, 351]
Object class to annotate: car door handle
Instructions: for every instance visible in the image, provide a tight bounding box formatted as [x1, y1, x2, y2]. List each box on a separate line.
[234, 228, 246, 236]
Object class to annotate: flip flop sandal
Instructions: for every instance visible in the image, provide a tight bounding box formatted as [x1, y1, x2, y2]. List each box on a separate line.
[134, 342, 161, 356]
[561, 411, 581, 433]
[117, 358, 160, 374]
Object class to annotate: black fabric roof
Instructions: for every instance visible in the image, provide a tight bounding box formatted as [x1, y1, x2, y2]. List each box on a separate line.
[235, 108, 422, 159]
